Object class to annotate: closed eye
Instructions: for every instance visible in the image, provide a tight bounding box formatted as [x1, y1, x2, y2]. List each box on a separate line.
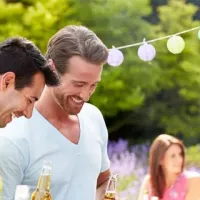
[27, 99, 32, 104]
[74, 83, 84, 87]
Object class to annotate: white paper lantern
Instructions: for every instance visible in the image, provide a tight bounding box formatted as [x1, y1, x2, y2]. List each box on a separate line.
[107, 49, 124, 67]
[138, 42, 156, 62]
[167, 35, 185, 54]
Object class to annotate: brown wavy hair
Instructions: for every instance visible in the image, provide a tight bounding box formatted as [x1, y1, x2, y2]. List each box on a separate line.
[149, 134, 185, 198]
[46, 25, 108, 75]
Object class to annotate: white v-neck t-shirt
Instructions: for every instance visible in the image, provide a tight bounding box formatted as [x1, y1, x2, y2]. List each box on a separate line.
[0, 103, 110, 200]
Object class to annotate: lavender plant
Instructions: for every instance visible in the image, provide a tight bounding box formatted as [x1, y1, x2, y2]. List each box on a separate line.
[108, 139, 200, 200]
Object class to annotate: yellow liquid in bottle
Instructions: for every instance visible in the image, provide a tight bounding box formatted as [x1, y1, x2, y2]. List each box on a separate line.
[104, 191, 116, 200]
[31, 175, 52, 200]
[31, 190, 51, 200]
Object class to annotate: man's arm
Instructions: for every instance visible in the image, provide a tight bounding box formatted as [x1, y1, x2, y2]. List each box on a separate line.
[0, 136, 25, 200]
[96, 169, 110, 200]
[95, 108, 111, 200]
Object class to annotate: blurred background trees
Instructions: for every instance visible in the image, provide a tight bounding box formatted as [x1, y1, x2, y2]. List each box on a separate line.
[0, 0, 200, 144]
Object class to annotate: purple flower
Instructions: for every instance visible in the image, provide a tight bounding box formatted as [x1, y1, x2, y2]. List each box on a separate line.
[108, 139, 200, 199]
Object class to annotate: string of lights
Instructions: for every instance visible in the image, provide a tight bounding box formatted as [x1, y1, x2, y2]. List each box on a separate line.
[107, 26, 200, 67]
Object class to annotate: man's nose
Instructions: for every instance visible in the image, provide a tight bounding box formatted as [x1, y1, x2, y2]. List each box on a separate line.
[23, 104, 34, 119]
[79, 88, 91, 102]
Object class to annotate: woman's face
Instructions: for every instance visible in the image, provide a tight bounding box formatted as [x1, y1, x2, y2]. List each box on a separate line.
[162, 144, 184, 175]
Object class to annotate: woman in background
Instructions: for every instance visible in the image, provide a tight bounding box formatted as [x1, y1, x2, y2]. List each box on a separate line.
[138, 134, 200, 200]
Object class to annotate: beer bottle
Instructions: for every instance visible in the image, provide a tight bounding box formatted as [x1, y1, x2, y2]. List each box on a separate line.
[31, 161, 52, 200]
[104, 173, 118, 200]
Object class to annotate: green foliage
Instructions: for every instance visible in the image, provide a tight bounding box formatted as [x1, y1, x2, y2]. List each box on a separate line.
[1, 0, 200, 140]
[144, 0, 200, 140]
[186, 144, 200, 168]
[117, 174, 135, 192]
[83, 0, 200, 141]
[0, 1, 24, 39]
[73, 0, 160, 117]
[0, 0, 78, 52]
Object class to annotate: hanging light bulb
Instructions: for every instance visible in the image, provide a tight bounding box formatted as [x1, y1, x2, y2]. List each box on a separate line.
[107, 48, 124, 67]
[167, 35, 185, 54]
[137, 39, 156, 62]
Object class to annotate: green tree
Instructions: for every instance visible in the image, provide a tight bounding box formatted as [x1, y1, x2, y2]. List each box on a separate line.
[1, 0, 199, 141]
[73, 0, 160, 117]
[140, 0, 200, 141]
[75, 0, 200, 142]
[0, 0, 78, 52]
[72, 0, 163, 136]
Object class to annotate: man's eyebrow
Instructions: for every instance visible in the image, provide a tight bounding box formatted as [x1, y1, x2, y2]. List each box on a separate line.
[72, 80, 101, 84]
[72, 80, 87, 84]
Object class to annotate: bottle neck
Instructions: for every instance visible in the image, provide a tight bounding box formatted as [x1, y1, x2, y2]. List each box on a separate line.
[106, 174, 117, 192]
[37, 174, 51, 191]
[107, 179, 116, 192]
[37, 163, 52, 191]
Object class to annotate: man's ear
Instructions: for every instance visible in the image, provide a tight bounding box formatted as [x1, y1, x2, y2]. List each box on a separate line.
[0, 72, 15, 91]
[49, 59, 56, 70]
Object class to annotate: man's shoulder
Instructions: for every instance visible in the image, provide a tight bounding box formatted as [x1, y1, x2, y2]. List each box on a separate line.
[0, 108, 40, 136]
[0, 119, 30, 157]
[81, 103, 103, 117]
[0, 117, 27, 136]
[81, 103, 108, 137]
[80, 103, 106, 125]
[0, 111, 37, 146]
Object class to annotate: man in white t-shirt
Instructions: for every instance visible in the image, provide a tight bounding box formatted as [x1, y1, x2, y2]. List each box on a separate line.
[0, 25, 110, 200]
[0, 36, 59, 200]
[0, 37, 59, 128]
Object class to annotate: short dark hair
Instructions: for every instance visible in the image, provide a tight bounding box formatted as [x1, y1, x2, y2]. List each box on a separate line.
[0, 37, 59, 90]
[46, 25, 108, 75]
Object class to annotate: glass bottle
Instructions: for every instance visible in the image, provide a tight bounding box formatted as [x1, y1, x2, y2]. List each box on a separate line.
[104, 173, 118, 200]
[31, 161, 52, 200]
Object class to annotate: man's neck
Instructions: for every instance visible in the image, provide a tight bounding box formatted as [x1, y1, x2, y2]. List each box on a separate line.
[35, 87, 80, 141]
[35, 87, 70, 123]
[0, 92, 10, 117]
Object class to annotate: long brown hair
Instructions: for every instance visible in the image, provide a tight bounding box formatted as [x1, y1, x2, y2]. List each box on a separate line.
[149, 134, 185, 198]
